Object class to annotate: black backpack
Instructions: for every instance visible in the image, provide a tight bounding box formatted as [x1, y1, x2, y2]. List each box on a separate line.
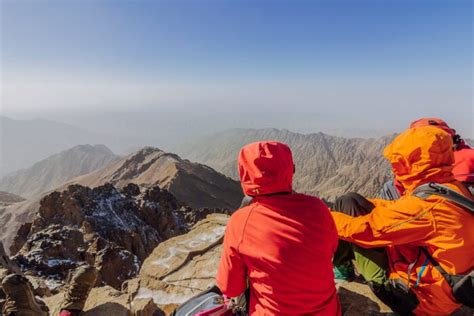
[412, 182, 474, 308]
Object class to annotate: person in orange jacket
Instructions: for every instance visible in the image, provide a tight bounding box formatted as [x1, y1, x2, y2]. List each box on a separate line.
[217, 141, 341, 315]
[332, 126, 474, 315]
[410, 118, 474, 189]
[381, 118, 474, 199]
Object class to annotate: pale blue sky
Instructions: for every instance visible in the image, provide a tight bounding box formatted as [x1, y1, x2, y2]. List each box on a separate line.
[1, 0, 472, 137]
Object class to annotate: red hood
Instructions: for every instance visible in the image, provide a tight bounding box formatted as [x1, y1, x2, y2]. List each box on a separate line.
[409, 117, 456, 136]
[453, 148, 474, 183]
[238, 141, 293, 196]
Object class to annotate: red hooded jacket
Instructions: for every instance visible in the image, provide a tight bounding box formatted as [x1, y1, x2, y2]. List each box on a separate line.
[216, 141, 341, 315]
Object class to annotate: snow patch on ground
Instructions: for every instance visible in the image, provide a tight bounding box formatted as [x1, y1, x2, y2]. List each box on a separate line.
[92, 190, 135, 230]
[46, 258, 76, 267]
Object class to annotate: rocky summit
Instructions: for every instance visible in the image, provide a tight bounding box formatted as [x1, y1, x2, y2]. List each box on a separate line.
[68, 146, 243, 210]
[0, 146, 241, 256]
[8, 183, 191, 292]
[2, 211, 472, 316]
[37, 214, 474, 315]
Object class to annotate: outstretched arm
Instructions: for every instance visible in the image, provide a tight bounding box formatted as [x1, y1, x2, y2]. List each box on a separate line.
[332, 197, 435, 248]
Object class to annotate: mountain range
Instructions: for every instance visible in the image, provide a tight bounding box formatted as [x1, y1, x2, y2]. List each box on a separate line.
[175, 128, 395, 201]
[0, 146, 242, 254]
[0, 144, 119, 198]
[0, 116, 103, 176]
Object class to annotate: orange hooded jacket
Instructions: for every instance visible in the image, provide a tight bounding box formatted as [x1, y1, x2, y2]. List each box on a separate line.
[410, 117, 474, 184]
[217, 141, 341, 315]
[332, 126, 474, 315]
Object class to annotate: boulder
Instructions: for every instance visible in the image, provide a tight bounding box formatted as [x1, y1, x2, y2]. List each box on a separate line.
[0, 241, 20, 274]
[132, 214, 228, 312]
[13, 225, 89, 280]
[95, 245, 140, 290]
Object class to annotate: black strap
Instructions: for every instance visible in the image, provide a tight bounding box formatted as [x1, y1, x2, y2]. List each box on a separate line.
[411, 182, 473, 289]
[412, 182, 474, 214]
[419, 247, 456, 287]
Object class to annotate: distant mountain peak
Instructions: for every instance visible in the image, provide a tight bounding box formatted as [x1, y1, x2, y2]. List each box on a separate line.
[174, 128, 393, 202]
[0, 144, 119, 198]
[68, 146, 243, 210]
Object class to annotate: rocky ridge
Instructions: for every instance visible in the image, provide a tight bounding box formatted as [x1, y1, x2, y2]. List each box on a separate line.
[0, 146, 241, 255]
[9, 183, 189, 291]
[3, 213, 472, 315]
[0, 191, 25, 207]
[67, 146, 243, 209]
[0, 144, 119, 199]
[40, 214, 472, 315]
[175, 128, 394, 201]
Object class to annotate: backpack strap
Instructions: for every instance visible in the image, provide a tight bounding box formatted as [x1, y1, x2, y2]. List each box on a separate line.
[419, 247, 456, 288]
[411, 183, 472, 291]
[412, 182, 474, 214]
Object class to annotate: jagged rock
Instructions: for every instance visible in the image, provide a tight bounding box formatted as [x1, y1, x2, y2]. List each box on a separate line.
[175, 206, 232, 228]
[9, 182, 191, 292]
[13, 225, 89, 280]
[24, 274, 53, 297]
[122, 183, 141, 197]
[0, 146, 241, 256]
[23, 183, 186, 261]
[0, 241, 20, 274]
[10, 222, 32, 255]
[96, 245, 140, 290]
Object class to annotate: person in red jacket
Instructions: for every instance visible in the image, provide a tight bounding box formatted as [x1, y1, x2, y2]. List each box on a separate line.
[216, 141, 341, 315]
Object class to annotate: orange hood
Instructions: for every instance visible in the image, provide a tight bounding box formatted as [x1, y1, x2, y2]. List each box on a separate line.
[238, 141, 293, 196]
[383, 126, 455, 192]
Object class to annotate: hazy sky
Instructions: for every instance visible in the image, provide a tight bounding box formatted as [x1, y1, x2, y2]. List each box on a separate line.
[1, 0, 473, 137]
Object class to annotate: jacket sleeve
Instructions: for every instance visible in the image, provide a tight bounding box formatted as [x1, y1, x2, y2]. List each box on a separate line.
[331, 196, 435, 248]
[216, 219, 247, 297]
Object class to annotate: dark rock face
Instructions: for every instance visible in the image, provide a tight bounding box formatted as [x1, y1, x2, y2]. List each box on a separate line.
[11, 183, 188, 290]
[175, 206, 232, 228]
